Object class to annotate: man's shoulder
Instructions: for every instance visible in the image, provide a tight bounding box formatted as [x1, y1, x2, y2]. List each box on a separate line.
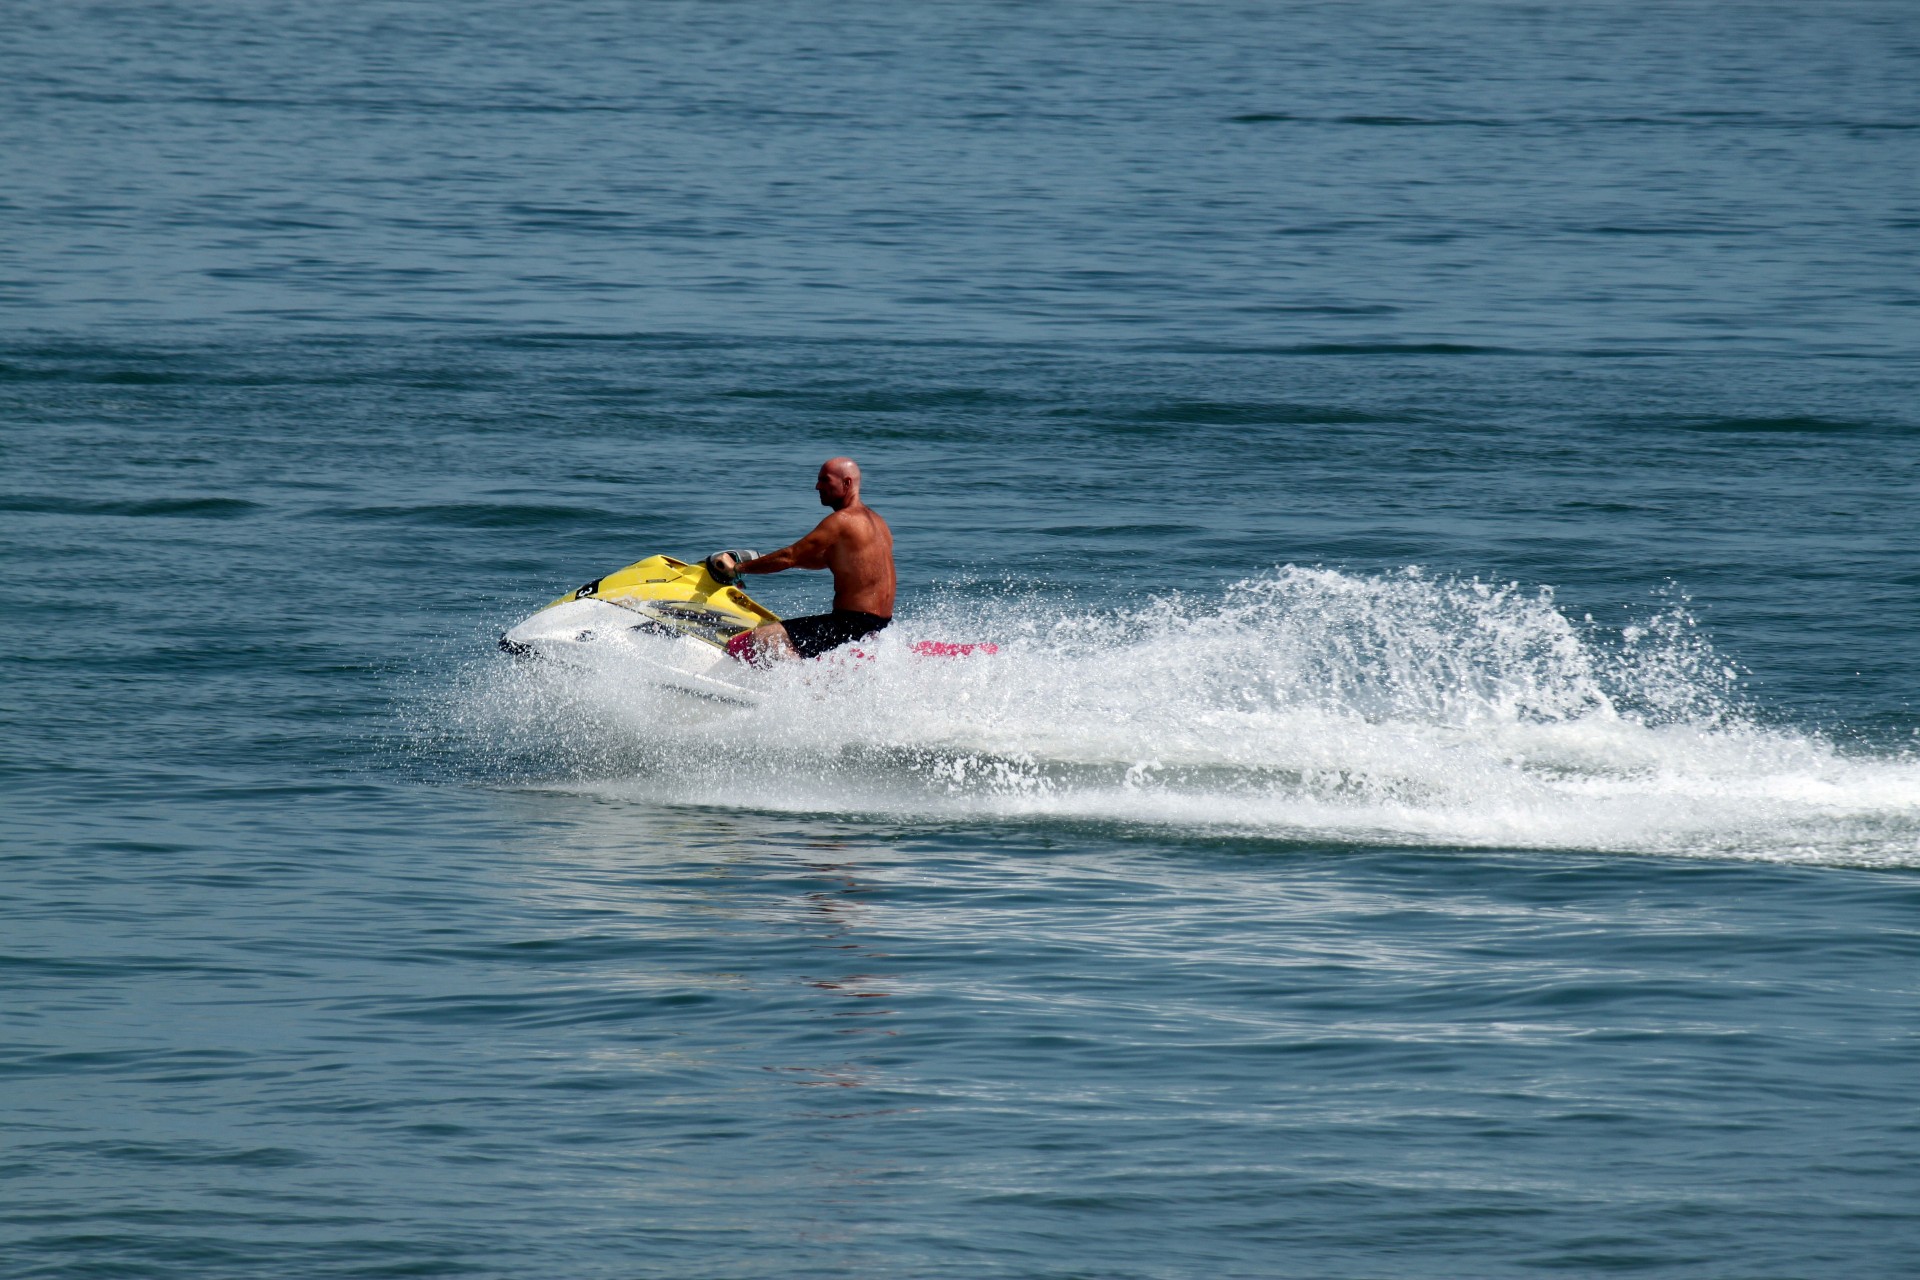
[821, 504, 885, 531]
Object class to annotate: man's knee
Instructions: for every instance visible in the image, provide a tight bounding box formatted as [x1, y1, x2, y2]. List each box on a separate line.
[726, 622, 792, 665]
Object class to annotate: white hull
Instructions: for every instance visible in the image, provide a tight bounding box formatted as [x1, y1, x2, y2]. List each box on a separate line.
[499, 598, 762, 707]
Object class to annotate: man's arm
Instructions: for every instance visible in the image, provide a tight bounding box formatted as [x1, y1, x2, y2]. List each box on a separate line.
[722, 517, 840, 577]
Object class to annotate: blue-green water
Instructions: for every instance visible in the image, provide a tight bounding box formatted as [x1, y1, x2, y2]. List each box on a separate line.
[4, 3, 1920, 1276]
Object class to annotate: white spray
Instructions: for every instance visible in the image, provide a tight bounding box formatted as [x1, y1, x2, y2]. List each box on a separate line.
[447, 568, 1920, 867]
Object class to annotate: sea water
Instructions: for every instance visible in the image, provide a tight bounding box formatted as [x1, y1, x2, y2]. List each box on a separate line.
[4, 2, 1919, 1276]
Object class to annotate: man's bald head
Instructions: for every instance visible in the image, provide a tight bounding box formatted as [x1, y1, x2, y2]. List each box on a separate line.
[817, 456, 863, 509]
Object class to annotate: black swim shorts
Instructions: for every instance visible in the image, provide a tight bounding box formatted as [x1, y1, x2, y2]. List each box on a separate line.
[782, 609, 891, 659]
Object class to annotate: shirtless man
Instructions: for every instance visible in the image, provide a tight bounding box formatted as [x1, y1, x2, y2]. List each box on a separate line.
[707, 457, 895, 663]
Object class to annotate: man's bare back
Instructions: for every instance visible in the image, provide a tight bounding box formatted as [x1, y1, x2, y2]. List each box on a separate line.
[710, 457, 894, 661]
[807, 503, 895, 614]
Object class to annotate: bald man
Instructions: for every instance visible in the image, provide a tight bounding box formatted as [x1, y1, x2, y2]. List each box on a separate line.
[708, 457, 896, 663]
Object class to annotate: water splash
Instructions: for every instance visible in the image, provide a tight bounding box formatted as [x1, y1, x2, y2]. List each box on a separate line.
[444, 568, 1920, 867]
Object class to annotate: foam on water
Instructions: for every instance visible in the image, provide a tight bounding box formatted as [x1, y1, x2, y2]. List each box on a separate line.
[451, 568, 1920, 866]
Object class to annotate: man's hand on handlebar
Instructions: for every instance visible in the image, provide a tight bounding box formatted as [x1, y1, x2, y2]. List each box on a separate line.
[705, 550, 759, 584]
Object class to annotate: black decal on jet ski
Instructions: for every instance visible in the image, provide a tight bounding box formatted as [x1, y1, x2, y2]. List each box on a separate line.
[575, 578, 602, 599]
[629, 601, 753, 647]
[654, 604, 736, 626]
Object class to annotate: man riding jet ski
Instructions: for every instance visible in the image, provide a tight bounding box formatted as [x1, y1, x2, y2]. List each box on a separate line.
[705, 456, 894, 664]
[499, 457, 987, 706]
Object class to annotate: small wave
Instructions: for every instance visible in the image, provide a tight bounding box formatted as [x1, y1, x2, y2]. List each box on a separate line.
[720, 386, 1015, 412]
[1583, 224, 1753, 238]
[1334, 115, 1511, 128]
[1160, 342, 1512, 357]
[0, 494, 260, 519]
[443, 568, 1920, 867]
[318, 502, 612, 530]
[1127, 401, 1403, 426]
[1223, 113, 1509, 128]
[1677, 416, 1897, 436]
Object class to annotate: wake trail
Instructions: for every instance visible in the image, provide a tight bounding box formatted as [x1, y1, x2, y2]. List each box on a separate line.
[444, 567, 1920, 867]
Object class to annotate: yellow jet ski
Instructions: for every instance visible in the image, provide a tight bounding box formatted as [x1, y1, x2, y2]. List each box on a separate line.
[499, 554, 778, 705]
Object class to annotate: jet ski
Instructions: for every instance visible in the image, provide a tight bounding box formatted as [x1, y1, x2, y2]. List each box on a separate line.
[499, 554, 775, 706]
[500, 552, 1002, 707]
